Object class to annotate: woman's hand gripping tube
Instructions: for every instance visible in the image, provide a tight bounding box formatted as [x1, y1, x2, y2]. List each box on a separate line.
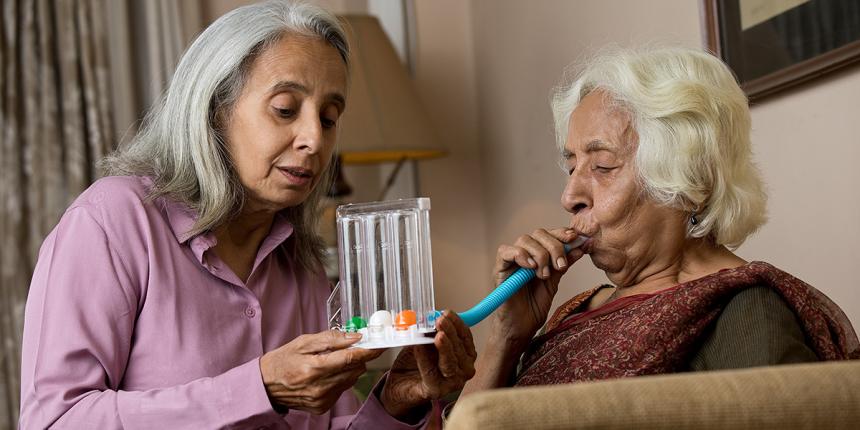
[445, 236, 588, 327]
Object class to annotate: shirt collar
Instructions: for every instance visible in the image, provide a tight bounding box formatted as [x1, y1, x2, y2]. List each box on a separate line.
[161, 196, 203, 244]
[258, 212, 296, 257]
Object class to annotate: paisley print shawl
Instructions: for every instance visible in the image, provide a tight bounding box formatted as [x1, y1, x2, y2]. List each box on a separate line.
[515, 261, 860, 386]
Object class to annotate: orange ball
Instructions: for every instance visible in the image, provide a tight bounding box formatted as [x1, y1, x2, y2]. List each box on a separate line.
[394, 310, 417, 330]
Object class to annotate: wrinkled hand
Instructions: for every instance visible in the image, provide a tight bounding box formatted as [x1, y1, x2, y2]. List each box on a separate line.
[381, 311, 476, 420]
[260, 330, 384, 415]
[492, 228, 585, 345]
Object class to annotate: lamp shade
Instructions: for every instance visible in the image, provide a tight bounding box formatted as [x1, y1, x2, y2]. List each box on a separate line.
[337, 15, 445, 165]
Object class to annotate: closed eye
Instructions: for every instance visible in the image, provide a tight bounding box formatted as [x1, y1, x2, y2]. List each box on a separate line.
[566, 161, 580, 175]
[560, 150, 576, 176]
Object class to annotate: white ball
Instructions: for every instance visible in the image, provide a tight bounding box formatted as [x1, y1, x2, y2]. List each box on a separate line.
[369, 310, 393, 327]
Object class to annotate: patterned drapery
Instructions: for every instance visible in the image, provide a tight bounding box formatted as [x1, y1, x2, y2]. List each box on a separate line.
[0, 0, 113, 426]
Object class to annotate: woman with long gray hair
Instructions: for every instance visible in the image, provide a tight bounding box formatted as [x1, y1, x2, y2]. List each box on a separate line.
[19, 1, 475, 428]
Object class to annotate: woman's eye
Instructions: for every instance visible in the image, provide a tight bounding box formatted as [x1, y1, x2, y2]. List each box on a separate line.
[321, 116, 337, 129]
[275, 107, 295, 118]
[595, 165, 617, 173]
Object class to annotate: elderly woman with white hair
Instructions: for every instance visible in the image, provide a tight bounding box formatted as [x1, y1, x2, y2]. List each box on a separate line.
[462, 47, 858, 393]
[19, 1, 474, 428]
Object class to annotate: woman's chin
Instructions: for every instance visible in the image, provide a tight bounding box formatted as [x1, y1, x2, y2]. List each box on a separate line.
[588, 251, 623, 275]
[246, 190, 310, 213]
[275, 196, 309, 210]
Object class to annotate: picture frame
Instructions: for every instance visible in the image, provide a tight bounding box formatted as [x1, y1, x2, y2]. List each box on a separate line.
[702, 0, 860, 101]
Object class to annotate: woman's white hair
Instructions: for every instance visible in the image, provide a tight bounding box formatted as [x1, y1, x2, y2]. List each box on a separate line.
[552, 46, 767, 248]
[102, 0, 348, 271]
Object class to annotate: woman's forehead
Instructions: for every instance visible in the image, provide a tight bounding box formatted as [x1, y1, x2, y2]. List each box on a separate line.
[566, 92, 636, 155]
[247, 35, 348, 97]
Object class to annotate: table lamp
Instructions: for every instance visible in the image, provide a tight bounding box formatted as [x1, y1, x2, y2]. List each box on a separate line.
[336, 14, 446, 199]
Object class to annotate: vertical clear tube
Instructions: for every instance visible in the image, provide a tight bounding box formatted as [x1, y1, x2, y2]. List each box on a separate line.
[390, 211, 419, 331]
[417, 208, 435, 332]
[365, 213, 388, 330]
[338, 217, 365, 331]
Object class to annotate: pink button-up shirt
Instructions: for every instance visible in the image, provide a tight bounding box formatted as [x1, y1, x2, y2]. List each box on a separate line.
[20, 176, 422, 429]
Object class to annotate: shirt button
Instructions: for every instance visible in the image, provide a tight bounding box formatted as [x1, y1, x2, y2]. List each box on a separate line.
[244, 306, 256, 318]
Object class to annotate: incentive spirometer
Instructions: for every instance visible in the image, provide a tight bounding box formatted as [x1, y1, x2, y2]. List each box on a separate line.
[326, 198, 586, 349]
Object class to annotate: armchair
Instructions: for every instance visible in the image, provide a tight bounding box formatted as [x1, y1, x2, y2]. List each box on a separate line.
[446, 360, 860, 429]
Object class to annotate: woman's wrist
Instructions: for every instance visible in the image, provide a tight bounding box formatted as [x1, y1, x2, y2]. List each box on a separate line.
[259, 352, 282, 390]
[485, 333, 530, 371]
[461, 334, 527, 395]
[258, 354, 291, 414]
[487, 320, 535, 353]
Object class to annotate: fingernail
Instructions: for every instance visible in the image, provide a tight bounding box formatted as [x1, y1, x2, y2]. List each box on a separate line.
[556, 257, 567, 269]
[527, 258, 537, 268]
[345, 332, 362, 339]
[543, 267, 550, 278]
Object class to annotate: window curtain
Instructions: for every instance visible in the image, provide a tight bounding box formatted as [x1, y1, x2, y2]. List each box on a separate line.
[0, 0, 201, 427]
[0, 0, 113, 425]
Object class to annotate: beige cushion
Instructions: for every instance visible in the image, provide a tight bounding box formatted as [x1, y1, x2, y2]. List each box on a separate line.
[446, 361, 860, 429]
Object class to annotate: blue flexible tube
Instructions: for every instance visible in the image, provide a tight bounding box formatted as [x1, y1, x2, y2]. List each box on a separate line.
[455, 237, 587, 327]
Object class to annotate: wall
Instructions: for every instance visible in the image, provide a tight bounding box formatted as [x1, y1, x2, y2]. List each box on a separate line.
[469, 0, 860, 338]
[739, 67, 860, 327]
[409, 0, 490, 345]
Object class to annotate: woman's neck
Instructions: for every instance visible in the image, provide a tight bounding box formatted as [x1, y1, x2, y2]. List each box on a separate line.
[607, 239, 747, 300]
[212, 208, 276, 283]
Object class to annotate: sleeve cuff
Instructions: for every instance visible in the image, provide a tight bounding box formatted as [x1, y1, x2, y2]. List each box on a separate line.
[348, 373, 433, 430]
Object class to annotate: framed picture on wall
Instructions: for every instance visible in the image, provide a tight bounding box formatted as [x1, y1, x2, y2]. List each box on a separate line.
[702, 0, 860, 101]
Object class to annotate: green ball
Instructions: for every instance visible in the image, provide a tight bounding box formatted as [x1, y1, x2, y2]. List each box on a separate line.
[345, 316, 367, 332]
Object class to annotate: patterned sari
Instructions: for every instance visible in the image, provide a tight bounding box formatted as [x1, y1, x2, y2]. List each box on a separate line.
[515, 261, 859, 386]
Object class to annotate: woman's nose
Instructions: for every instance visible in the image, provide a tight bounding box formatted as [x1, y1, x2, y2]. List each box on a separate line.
[560, 169, 591, 215]
[294, 112, 323, 154]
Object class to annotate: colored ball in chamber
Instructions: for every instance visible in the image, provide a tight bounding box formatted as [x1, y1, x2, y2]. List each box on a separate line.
[369, 310, 393, 327]
[345, 316, 367, 332]
[427, 310, 442, 326]
[394, 310, 417, 330]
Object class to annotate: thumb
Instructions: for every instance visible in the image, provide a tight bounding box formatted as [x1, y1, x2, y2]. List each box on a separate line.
[548, 227, 579, 243]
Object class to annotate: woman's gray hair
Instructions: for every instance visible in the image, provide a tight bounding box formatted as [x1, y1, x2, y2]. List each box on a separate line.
[552, 46, 767, 248]
[102, 0, 348, 272]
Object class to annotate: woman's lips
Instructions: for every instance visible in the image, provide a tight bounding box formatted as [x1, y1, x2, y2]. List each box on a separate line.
[277, 166, 314, 186]
[570, 230, 596, 254]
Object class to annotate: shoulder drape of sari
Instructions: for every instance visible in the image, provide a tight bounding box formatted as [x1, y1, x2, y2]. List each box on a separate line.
[515, 262, 860, 386]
